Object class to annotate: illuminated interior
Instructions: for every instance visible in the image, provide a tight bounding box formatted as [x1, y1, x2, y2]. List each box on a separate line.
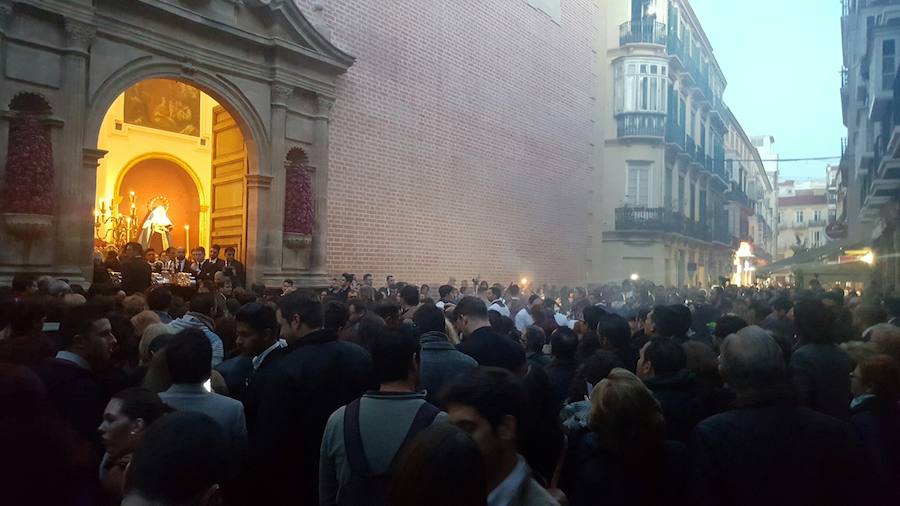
[94, 79, 247, 255]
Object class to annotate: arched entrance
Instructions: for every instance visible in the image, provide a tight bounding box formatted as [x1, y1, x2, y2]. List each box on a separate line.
[93, 78, 249, 262]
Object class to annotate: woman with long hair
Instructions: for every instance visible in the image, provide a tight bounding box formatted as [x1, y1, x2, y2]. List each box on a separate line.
[562, 368, 688, 506]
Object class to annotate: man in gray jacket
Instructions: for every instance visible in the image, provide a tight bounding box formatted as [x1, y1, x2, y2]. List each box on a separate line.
[414, 303, 478, 404]
[159, 329, 247, 452]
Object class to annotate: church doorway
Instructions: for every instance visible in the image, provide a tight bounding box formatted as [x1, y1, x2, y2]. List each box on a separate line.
[93, 79, 249, 260]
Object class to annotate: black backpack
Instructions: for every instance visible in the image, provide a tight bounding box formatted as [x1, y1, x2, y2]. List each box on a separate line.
[337, 398, 441, 506]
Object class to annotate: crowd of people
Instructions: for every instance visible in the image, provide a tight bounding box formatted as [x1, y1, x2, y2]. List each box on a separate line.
[2, 249, 900, 505]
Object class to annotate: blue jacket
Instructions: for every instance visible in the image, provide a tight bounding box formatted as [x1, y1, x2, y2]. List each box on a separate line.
[167, 312, 224, 366]
[419, 331, 477, 404]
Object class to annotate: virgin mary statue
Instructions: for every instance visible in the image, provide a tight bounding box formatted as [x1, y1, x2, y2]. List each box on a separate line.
[140, 204, 174, 250]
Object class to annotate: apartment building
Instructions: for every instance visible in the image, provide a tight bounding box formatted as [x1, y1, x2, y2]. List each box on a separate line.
[776, 180, 829, 260]
[591, 0, 775, 287]
[841, 0, 900, 287]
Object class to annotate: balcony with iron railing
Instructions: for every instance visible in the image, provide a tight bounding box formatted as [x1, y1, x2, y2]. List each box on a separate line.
[665, 115, 686, 151]
[615, 207, 711, 243]
[617, 112, 666, 139]
[619, 20, 667, 47]
[727, 184, 753, 209]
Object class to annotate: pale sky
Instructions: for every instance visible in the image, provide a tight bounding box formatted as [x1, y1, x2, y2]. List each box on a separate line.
[690, 0, 843, 181]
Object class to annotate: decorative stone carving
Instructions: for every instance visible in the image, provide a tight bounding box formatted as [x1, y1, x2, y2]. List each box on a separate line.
[3, 213, 53, 240]
[272, 84, 294, 107]
[64, 20, 95, 52]
[283, 232, 312, 250]
[316, 94, 335, 115]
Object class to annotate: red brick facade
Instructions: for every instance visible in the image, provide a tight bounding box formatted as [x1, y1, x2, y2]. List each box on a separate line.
[301, 0, 594, 286]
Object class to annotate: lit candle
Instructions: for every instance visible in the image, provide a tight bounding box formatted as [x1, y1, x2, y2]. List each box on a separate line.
[100, 200, 106, 214]
[129, 191, 135, 203]
[93, 209, 100, 226]
[185, 224, 190, 251]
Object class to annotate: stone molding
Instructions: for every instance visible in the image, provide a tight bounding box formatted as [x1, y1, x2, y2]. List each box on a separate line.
[246, 174, 274, 189]
[271, 84, 294, 107]
[64, 19, 95, 53]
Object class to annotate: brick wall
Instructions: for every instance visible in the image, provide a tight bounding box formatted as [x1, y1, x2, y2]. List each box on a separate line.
[300, 0, 594, 286]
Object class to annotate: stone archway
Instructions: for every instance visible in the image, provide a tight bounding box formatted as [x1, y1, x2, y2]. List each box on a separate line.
[1, 1, 353, 287]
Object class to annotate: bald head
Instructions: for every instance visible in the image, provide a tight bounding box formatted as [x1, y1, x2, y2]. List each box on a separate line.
[720, 325, 785, 392]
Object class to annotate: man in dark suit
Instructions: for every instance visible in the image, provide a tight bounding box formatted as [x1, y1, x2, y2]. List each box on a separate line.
[34, 304, 117, 458]
[120, 242, 152, 295]
[222, 246, 246, 288]
[248, 290, 373, 505]
[192, 246, 222, 282]
[454, 296, 526, 373]
[171, 246, 191, 273]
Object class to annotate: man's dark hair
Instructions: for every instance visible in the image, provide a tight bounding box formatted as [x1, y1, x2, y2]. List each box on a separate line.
[191, 246, 206, 255]
[363, 273, 372, 280]
[224, 246, 236, 255]
[414, 303, 446, 334]
[166, 329, 212, 384]
[59, 303, 108, 349]
[189, 292, 216, 317]
[125, 242, 143, 256]
[147, 286, 172, 312]
[124, 412, 232, 504]
[524, 326, 547, 354]
[323, 300, 349, 330]
[793, 298, 834, 344]
[490, 286, 502, 300]
[822, 291, 844, 306]
[885, 297, 900, 317]
[644, 337, 687, 377]
[371, 327, 421, 384]
[550, 327, 578, 361]
[771, 297, 793, 313]
[210, 244, 221, 252]
[374, 301, 401, 320]
[277, 290, 323, 329]
[488, 312, 514, 335]
[235, 303, 278, 336]
[669, 304, 692, 337]
[283, 279, 294, 287]
[528, 294, 541, 304]
[438, 285, 453, 299]
[597, 313, 631, 351]
[583, 305, 607, 332]
[453, 296, 488, 321]
[650, 305, 680, 338]
[714, 314, 748, 339]
[508, 284, 520, 297]
[11, 273, 36, 293]
[399, 285, 420, 306]
[441, 367, 529, 430]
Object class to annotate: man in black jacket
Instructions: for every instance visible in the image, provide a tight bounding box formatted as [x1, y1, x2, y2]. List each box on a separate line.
[248, 290, 373, 505]
[691, 325, 865, 506]
[34, 304, 117, 458]
[120, 242, 151, 295]
[454, 296, 526, 374]
[222, 246, 246, 288]
[638, 337, 706, 442]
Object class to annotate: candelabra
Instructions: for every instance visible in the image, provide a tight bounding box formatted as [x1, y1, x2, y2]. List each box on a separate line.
[94, 191, 139, 250]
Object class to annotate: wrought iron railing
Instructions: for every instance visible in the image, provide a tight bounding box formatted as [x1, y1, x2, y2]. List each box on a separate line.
[615, 207, 711, 242]
[617, 112, 666, 138]
[665, 115, 685, 150]
[619, 20, 667, 46]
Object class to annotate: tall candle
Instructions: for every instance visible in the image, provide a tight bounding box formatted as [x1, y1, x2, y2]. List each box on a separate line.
[185, 224, 190, 251]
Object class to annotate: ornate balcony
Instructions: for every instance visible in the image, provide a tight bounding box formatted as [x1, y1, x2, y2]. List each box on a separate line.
[615, 207, 711, 242]
[619, 20, 667, 46]
[616, 112, 665, 139]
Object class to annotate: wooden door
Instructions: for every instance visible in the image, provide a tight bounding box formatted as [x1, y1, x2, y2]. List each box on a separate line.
[210, 106, 246, 258]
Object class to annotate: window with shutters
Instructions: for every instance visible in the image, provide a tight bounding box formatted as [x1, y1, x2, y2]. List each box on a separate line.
[626, 161, 652, 207]
[614, 59, 668, 114]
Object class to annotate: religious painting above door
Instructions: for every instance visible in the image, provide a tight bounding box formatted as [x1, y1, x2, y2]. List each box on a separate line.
[124, 79, 201, 136]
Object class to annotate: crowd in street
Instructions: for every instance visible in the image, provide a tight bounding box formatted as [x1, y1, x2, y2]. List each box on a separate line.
[1, 243, 900, 505]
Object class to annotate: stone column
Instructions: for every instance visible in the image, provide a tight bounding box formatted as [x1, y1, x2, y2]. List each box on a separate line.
[310, 94, 335, 276]
[57, 20, 95, 280]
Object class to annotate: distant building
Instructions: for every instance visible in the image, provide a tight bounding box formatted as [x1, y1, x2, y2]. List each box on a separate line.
[776, 180, 829, 260]
[591, 0, 775, 287]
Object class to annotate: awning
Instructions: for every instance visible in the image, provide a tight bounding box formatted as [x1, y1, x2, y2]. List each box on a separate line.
[756, 240, 864, 276]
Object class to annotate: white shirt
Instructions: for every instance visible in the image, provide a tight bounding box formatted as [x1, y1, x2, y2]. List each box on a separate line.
[489, 300, 511, 318]
[514, 308, 534, 332]
[251, 339, 287, 371]
[487, 454, 529, 506]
